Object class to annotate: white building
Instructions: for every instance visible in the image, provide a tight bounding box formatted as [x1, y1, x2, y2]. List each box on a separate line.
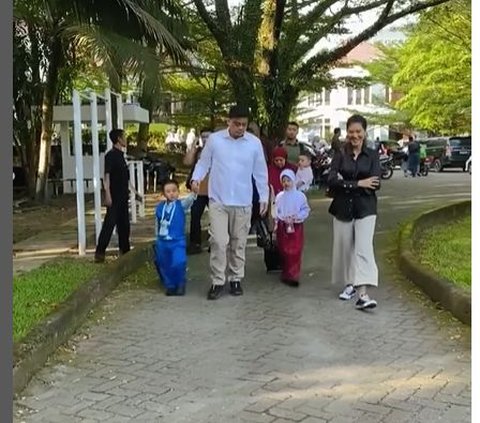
[295, 42, 394, 142]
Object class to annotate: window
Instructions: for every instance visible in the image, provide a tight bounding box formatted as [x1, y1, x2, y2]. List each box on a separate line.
[355, 89, 362, 105]
[307, 95, 315, 107]
[364, 86, 371, 104]
[323, 118, 331, 139]
[315, 93, 322, 107]
[324, 89, 331, 106]
[347, 88, 354, 105]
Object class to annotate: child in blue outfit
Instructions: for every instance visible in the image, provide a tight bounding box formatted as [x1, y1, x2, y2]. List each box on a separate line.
[154, 179, 196, 296]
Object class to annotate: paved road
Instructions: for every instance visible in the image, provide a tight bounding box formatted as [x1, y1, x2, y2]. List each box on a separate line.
[14, 170, 471, 423]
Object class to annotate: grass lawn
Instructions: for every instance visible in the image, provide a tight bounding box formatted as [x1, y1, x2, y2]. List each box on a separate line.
[13, 258, 104, 342]
[417, 215, 471, 289]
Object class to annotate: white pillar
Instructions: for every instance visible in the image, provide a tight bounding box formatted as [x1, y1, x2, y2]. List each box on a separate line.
[104, 88, 113, 151]
[129, 161, 137, 223]
[72, 90, 87, 256]
[136, 161, 145, 218]
[90, 92, 102, 243]
[116, 94, 123, 129]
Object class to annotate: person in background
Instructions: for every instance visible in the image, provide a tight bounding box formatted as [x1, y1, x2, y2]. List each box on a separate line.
[185, 128, 196, 152]
[407, 135, 420, 177]
[95, 129, 142, 263]
[328, 114, 381, 310]
[280, 122, 305, 166]
[295, 153, 314, 192]
[183, 128, 212, 254]
[330, 127, 342, 154]
[268, 146, 297, 196]
[154, 180, 196, 296]
[275, 169, 311, 287]
[190, 105, 269, 300]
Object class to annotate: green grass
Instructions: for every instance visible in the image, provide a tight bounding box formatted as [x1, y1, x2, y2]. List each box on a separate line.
[13, 258, 103, 342]
[417, 215, 471, 289]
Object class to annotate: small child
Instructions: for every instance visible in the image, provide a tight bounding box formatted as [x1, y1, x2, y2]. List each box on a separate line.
[154, 180, 196, 296]
[275, 169, 311, 287]
[295, 153, 314, 192]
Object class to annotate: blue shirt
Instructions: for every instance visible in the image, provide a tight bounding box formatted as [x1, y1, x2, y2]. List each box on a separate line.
[191, 129, 269, 206]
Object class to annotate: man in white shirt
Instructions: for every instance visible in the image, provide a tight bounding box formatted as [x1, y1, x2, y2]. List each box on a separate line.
[191, 105, 269, 300]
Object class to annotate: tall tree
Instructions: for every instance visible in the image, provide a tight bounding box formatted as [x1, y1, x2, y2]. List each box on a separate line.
[192, 0, 452, 140]
[13, 0, 186, 200]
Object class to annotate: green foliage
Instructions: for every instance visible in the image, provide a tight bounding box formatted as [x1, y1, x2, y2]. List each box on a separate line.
[417, 215, 471, 289]
[13, 258, 102, 342]
[367, 0, 471, 134]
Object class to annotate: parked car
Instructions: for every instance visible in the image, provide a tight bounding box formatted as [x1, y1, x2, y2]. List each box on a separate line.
[423, 136, 471, 172]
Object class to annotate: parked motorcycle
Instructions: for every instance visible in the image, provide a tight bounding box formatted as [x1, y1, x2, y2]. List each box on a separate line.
[379, 154, 394, 180]
[419, 157, 431, 176]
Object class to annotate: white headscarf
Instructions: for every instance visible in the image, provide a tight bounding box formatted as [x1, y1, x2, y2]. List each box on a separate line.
[276, 169, 310, 221]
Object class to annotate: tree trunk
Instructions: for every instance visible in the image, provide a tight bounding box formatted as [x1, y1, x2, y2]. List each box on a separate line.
[225, 65, 258, 118]
[136, 122, 150, 153]
[35, 35, 63, 202]
[261, 78, 298, 143]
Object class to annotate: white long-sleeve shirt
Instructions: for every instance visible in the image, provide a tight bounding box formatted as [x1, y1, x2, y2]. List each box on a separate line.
[191, 129, 269, 206]
[295, 166, 314, 192]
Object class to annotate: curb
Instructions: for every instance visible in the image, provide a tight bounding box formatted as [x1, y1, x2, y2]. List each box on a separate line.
[13, 243, 153, 395]
[397, 200, 471, 325]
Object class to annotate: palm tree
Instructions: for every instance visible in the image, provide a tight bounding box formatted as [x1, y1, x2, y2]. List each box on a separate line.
[13, 0, 188, 200]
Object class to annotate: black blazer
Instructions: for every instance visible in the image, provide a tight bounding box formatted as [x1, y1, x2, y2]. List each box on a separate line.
[327, 144, 381, 222]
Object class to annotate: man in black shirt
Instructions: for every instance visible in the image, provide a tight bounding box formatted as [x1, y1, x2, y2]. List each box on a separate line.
[94, 129, 141, 263]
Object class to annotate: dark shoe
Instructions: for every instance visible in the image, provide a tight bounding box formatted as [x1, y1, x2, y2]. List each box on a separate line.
[166, 288, 177, 296]
[229, 281, 244, 296]
[187, 244, 202, 255]
[282, 279, 299, 287]
[94, 254, 105, 263]
[207, 284, 224, 300]
[355, 295, 377, 310]
[176, 286, 186, 296]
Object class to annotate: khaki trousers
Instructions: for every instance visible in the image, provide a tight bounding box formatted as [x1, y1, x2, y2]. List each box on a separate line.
[208, 202, 252, 286]
[331, 215, 378, 287]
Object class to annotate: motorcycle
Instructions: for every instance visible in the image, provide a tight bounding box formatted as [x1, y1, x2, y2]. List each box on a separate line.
[419, 157, 431, 176]
[379, 154, 394, 180]
[300, 141, 332, 188]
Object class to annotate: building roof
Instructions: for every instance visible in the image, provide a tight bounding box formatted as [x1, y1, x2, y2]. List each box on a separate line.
[340, 42, 382, 64]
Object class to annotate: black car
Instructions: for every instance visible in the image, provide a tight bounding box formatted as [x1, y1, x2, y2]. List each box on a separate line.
[423, 136, 471, 172]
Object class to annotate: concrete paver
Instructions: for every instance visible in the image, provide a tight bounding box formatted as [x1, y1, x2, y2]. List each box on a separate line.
[14, 171, 471, 422]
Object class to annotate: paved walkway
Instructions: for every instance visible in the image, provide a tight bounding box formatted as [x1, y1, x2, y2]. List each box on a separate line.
[14, 171, 471, 423]
[13, 194, 163, 275]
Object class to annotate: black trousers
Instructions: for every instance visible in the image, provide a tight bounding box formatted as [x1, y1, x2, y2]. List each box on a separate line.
[189, 195, 209, 246]
[95, 200, 131, 256]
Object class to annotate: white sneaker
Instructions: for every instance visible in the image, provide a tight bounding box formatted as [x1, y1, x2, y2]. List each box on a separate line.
[355, 295, 377, 310]
[339, 284, 356, 300]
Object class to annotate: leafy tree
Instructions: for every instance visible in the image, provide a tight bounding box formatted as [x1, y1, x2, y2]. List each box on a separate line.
[13, 0, 186, 200]
[364, 0, 470, 135]
[191, 0, 452, 140]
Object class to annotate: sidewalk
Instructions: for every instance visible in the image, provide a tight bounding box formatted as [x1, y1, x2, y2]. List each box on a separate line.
[13, 194, 161, 275]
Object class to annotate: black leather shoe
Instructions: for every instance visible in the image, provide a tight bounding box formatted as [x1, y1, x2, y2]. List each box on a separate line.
[229, 281, 244, 296]
[94, 254, 105, 264]
[176, 286, 186, 296]
[207, 284, 224, 300]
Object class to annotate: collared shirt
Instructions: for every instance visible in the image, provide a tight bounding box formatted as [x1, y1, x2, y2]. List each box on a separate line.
[327, 145, 381, 221]
[192, 129, 269, 207]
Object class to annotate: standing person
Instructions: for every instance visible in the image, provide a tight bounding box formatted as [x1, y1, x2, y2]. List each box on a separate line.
[280, 122, 305, 166]
[407, 135, 420, 177]
[94, 129, 142, 263]
[275, 169, 310, 287]
[154, 180, 196, 296]
[190, 105, 269, 300]
[330, 127, 342, 153]
[185, 128, 196, 152]
[184, 128, 212, 254]
[328, 114, 381, 310]
[268, 147, 297, 196]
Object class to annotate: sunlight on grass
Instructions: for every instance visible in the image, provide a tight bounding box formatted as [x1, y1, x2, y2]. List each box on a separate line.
[417, 215, 471, 289]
